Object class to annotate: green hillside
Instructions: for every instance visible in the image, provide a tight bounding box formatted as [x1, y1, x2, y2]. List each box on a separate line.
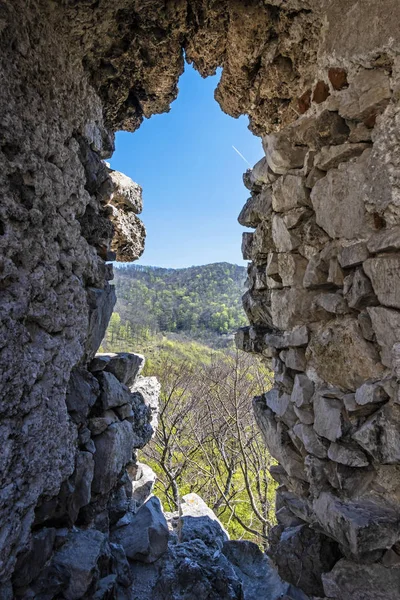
[108, 262, 247, 347]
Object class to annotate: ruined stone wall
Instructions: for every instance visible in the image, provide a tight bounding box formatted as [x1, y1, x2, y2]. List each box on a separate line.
[1, 0, 400, 598]
[237, 52, 400, 600]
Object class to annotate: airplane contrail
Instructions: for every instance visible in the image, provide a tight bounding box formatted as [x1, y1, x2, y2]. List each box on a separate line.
[232, 145, 252, 167]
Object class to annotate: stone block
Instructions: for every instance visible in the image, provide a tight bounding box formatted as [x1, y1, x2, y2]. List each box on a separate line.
[92, 421, 134, 495]
[293, 423, 327, 458]
[344, 268, 377, 309]
[364, 256, 400, 309]
[291, 374, 314, 407]
[85, 284, 116, 361]
[355, 381, 389, 406]
[281, 348, 306, 372]
[327, 442, 369, 467]
[96, 371, 132, 410]
[238, 187, 272, 227]
[338, 68, 391, 121]
[66, 367, 99, 420]
[278, 253, 308, 287]
[263, 132, 307, 174]
[109, 169, 142, 213]
[352, 403, 400, 463]
[272, 174, 310, 212]
[313, 395, 343, 442]
[368, 306, 400, 367]
[265, 325, 309, 349]
[272, 215, 301, 252]
[91, 352, 145, 387]
[241, 232, 253, 260]
[323, 559, 400, 600]
[367, 226, 400, 253]
[314, 142, 369, 171]
[339, 242, 369, 268]
[271, 289, 321, 330]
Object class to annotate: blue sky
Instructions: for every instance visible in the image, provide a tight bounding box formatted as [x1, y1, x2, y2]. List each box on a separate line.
[109, 64, 263, 268]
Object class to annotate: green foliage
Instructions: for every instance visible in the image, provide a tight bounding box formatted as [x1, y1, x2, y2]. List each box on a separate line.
[109, 262, 247, 346]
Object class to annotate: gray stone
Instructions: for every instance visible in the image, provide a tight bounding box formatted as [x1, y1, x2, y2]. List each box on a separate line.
[315, 292, 348, 314]
[272, 174, 310, 212]
[88, 409, 118, 436]
[339, 242, 369, 268]
[283, 207, 310, 229]
[253, 397, 306, 481]
[348, 122, 373, 143]
[238, 188, 272, 227]
[305, 166, 325, 188]
[358, 310, 376, 341]
[131, 375, 160, 437]
[111, 497, 168, 563]
[355, 381, 389, 406]
[344, 268, 377, 309]
[338, 68, 391, 121]
[328, 442, 369, 467]
[314, 142, 369, 171]
[278, 253, 308, 287]
[93, 352, 145, 387]
[65, 367, 99, 420]
[281, 348, 306, 371]
[249, 157, 277, 189]
[306, 318, 384, 390]
[96, 371, 132, 410]
[368, 306, 400, 367]
[313, 395, 343, 442]
[364, 256, 400, 309]
[12, 528, 56, 588]
[115, 403, 134, 420]
[293, 423, 327, 458]
[128, 462, 156, 509]
[367, 226, 400, 253]
[92, 421, 134, 495]
[265, 388, 291, 417]
[265, 326, 309, 349]
[302, 252, 328, 289]
[323, 559, 400, 600]
[272, 215, 301, 252]
[313, 492, 400, 556]
[271, 289, 321, 330]
[263, 133, 308, 174]
[291, 374, 314, 407]
[85, 284, 116, 361]
[109, 169, 142, 213]
[293, 405, 314, 425]
[242, 232, 254, 260]
[311, 158, 373, 240]
[352, 403, 400, 463]
[252, 220, 274, 257]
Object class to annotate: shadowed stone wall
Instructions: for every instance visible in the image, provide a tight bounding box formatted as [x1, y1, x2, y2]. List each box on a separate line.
[1, 1, 400, 598]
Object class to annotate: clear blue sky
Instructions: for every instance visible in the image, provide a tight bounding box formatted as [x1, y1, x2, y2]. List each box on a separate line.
[109, 64, 263, 268]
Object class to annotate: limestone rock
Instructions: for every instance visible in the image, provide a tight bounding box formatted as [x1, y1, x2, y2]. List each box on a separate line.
[291, 374, 314, 407]
[263, 133, 307, 174]
[368, 306, 400, 367]
[129, 462, 156, 509]
[293, 424, 327, 459]
[272, 215, 301, 253]
[85, 284, 116, 361]
[306, 318, 384, 390]
[12, 528, 56, 589]
[248, 157, 276, 189]
[92, 421, 134, 495]
[96, 371, 132, 410]
[313, 493, 400, 556]
[278, 253, 308, 287]
[281, 348, 306, 371]
[130, 375, 160, 444]
[272, 174, 310, 212]
[66, 367, 99, 420]
[367, 226, 400, 253]
[339, 242, 369, 268]
[322, 559, 400, 600]
[271, 289, 321, 330]
[344, 268, 377, 310]
[109, 208, 146, 262]
[355, 381, 389, 406]
[108, 170, 142, 213]
[252, 220, 274, 257]
[91, 352, 145, 387]
[314, 142, 369, 171]
[111, 497, 169, 563]
[238, 188, 272, 228]
[352, 403, 400, 464]
[242, 232, 254, 260]
[313, 395, 343, 442]
[327, 442, 369, 467]
[338, 68, 391, 121]
[315, 292, 348, 315]
[265, 325, 309, 350]
[364, 256, 400, 309]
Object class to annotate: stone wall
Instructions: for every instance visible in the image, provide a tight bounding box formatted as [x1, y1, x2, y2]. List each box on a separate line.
[237, 63, 400, 599]
[1, 0, 400, 598]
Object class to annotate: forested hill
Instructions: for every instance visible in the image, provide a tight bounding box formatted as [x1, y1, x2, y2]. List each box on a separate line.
[110, 262, 247, 344]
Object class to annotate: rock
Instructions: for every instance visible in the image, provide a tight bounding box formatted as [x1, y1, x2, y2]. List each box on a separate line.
[92, 575, 117, 599]
[47, 529, 107, 600]
[65, 367, 99, 420]
[327, 258, 344, 287]
[238, 188, 272, 227]
[302, 251, 329, 289]
[313, 395, 343, 442]
[306, 318, 384, 390]
[265, 388, 291, 417]
[344, 268, 377, 309]
[242, 232, 254, 260]
[128, 462, 156, 509]
[364, 256, 400, 309]
[348, 122, 373, 143]
[111, 497, 169, 563]
[131, 375, 160, 437]
[92, 352, 145, 387]
[270, 289, 321, 330]
[358, 310, 376, 341]
[367, 306, 400, 367]
[269, 524, 340, 597]
[243, 290, 272, 327]
[85, 284, 116, 361]
[315, 292, 348, 315]
[339, 242, 369, 268]
[272, 215, 301, 253]
[96, 371, 132, 410]
[293, 423, 327, 458]
[327, 442, 369, 467]
[355, 381, 389, 406]
[115, 403, 134, 420]
[263, 133, 307, 174]
[314, 142, 369, 171]
[92, 421, 134, 495]
[311, 157, 373, 240]
[253, 398, 306, 481]
[281, 348, 306, 371]
[291, 110, 350, 150]
[265, 326, 309, 349]
[313, 492, 400, 556]
[278, 253, 308, 287]
[305, 166, 325, 188]
[89, 410, 118, 436]
[367, 226, 400, 253]
[272, 174, 310, 212]
[222, 540, 291, 600]
[322, 559, 400, 600]
[110, 542, 132, 587]
[12, 527, 56, 588]
[293, 405, 314, 425]
[338, 68, 391, 121]
[252, 220, 275, 258]
[108, 169, 142, 213]
[248, 157, 276, 189]
[352, 403, 400, 463]
[283, 207, 310, 230]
